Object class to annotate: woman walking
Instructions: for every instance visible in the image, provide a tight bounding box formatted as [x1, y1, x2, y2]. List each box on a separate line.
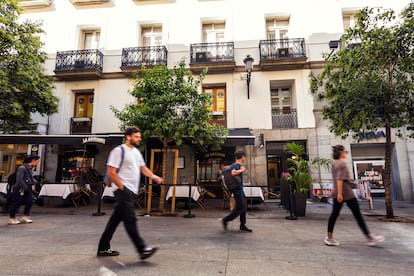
[324, 145, 384, 246]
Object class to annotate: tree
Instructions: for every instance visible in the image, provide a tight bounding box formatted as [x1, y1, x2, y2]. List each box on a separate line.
[112, 60, 228, 213]
[0, 0, 58, 133]
[310, 4, 414, 218]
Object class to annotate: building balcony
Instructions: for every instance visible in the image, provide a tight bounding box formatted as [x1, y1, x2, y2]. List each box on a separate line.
[189, 42, 235, 73]
[70, 117, 92, 134]
[209, 111, 227, 128]
[259, 38, 307, 70]
[19, 0, 53, 9]
[120, 46, 168, 74]
[54, 49, 103, 80]
[272, 108, 298, 129]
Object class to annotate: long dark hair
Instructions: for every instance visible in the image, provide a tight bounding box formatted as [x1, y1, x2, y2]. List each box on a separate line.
[332, 145, 345, 160]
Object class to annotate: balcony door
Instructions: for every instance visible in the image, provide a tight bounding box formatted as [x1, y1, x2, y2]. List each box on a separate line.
[141, 25, 163, 63]
[271, 87, 291, 114]
[266, 18, 289, 40]
[74, 93, 94, 118]
[202, 23, 225, 43]
[81, 30, 100, 50]
[203, 86, 226, 127]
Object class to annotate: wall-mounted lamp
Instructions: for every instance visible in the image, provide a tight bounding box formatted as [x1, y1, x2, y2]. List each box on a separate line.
[327, 40, 341, 58]
[259, 133, 264, 148]
[243, 54, 254, 99]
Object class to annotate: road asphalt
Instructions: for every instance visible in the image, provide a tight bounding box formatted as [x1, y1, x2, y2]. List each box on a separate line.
[1, 197, 414, 276]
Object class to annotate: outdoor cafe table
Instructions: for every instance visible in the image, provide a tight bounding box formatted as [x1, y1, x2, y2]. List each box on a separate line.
[39, 183, 90, 199]
[166, 185, 201, 202]
[243, 186, 264, 201]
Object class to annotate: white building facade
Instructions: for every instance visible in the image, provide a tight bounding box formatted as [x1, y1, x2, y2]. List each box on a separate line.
[1, 0, 412, 202]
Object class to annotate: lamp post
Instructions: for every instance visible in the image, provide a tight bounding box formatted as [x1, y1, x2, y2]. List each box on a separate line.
[243, 54, 254, 99]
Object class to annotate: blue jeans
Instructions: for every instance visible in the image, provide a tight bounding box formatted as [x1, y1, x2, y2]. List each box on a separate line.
[98, 188, 146, 253]
[9, 186, 33, 218]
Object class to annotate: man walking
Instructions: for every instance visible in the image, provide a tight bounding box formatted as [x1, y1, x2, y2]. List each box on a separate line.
[8, 155, 40, 225]
[222, 151, 252, 232]
[97, 127, 163, 260]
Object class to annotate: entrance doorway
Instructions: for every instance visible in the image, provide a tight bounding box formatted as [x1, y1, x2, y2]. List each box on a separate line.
[266, 140, 307, 196]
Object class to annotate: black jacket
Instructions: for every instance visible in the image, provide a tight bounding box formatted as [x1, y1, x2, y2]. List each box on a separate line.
[14, 164, 36, 192]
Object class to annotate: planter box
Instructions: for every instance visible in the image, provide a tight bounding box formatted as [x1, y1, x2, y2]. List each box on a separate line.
[294, 192, 307, 217]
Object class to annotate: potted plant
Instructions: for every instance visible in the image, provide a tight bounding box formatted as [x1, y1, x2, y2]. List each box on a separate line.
[286, 142, 331, 216]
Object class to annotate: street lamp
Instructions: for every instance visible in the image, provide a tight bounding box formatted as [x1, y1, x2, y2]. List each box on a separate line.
[243, 54, 254, 99]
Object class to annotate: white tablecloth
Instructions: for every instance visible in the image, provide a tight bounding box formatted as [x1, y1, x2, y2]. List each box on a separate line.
[102, 185, 118, 198]
[0, 183, 8, 194]
[39, 184, 90, 199]
[39, 184, 73, 199]
[243, 186, 264, 201]
[166, 186, 200, 201]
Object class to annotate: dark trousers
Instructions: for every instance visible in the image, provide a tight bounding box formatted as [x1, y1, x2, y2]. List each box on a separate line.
[223, 195, 247, 227]
[9, 186, 33, 218]
[98, 188, 146, 253]
[327, 197, 370, 235]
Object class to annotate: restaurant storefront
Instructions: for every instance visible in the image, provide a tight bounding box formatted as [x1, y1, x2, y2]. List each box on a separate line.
[0, 134, 123, 183]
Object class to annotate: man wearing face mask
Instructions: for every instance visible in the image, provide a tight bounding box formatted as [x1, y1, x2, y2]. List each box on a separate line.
[97, 127, 163, 260]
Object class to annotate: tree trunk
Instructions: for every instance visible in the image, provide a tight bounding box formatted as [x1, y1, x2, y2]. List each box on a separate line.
[158, 146, 168, 214]
[384, 125, 394, 218]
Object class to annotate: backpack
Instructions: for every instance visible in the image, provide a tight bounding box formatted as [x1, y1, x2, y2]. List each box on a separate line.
[220, 164, 242, 192]
[103, 145, 125, 186]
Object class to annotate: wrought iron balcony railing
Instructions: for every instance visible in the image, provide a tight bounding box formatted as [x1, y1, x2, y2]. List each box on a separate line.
[55, 49, 103, 72]
[259, 38, 306, 60]
[121, 46, 168, 67]
[190, 42, 234, 63]
[70, 117, 92, 134]
[272, 108, 298, 129]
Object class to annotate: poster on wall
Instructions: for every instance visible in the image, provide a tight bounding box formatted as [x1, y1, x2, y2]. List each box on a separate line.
[353, 160, 385, 190]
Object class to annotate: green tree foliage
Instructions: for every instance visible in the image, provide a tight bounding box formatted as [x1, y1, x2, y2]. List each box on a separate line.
[0, 0, 58, 133]
[310, 4, 414, 218]
[112, 60, 228, 212]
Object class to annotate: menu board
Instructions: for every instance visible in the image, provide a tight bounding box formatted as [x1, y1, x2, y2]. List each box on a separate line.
[353, 160, 385, 189]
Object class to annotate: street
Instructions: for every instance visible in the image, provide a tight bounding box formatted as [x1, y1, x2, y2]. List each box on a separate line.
[1, 199, 414, 276]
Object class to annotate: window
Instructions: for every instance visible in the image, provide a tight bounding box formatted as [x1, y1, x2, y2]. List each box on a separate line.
[141, 25, 163, 46]
[343, 13, 357, 31]
[270, 87, 291, 114]
[81, 30, 100, 49]
[202, 23, 225, 43]
[266, 18, 289, 40]
[203, 87, 226, 114]
[74, 93, 94, 118]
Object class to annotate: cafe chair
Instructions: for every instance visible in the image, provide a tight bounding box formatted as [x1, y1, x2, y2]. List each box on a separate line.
[71, 176, 90, 208]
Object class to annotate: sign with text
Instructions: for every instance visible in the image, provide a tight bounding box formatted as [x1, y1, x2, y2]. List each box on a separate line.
[353, 160, 385, 189]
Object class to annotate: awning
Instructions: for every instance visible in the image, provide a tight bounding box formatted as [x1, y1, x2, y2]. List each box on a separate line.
[223, 128, 255, 146]
[0, 134, 124, 146]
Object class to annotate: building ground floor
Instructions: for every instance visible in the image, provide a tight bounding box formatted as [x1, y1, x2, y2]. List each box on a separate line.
[1, 127, 413, 202]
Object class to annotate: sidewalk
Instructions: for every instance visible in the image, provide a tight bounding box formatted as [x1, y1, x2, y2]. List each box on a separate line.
[1, 198, 413, 276]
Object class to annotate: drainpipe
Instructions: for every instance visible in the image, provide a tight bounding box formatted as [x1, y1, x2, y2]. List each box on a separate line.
[403, 127, 414, 202]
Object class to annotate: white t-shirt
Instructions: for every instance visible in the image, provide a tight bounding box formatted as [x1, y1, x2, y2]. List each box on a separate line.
[107, 144, 145, 194]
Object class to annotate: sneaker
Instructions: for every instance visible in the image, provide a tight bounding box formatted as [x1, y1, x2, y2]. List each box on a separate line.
[140, 247, 158, 260]
[222, 220, 228, 232]
[367, 235, 385, 246]
[97, 249, 120, 257]
[324, 237, 340, 246]
[20, 216, 33, 224]
[8, 218, 21, 225]
[240, 226, 253, 232]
